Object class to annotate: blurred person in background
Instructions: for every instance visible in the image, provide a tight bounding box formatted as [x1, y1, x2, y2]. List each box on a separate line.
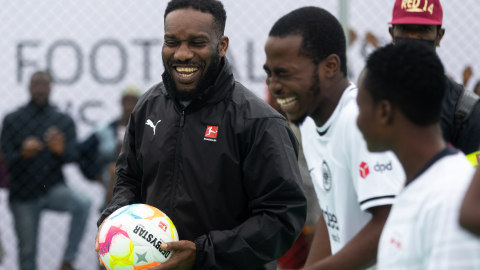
[78, 86, 141, 209]
[0, 71, 91, 270]
[95, 0, 307, 269]
[0, 143, 6, 263]
[388, 0, 480, 155]
[358, 42, 480, 270]
[264, 7, 404, 270]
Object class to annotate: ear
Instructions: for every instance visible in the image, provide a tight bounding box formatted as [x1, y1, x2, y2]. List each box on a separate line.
[377, 100, 394, 126]
[218, 36, 229, 58]
[436, 28, 445, 47]
[323, 54, 341, 78]
[388, 26, 395, 42]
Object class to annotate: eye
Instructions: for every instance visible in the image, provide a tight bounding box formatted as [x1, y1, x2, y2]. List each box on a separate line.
[165, 40, 179, 47]
[190, 41, 206, 47]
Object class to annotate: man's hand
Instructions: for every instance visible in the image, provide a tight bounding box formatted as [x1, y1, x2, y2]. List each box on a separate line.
[21, 137, 43, 159]
[44, 126, 65, 156]
[149, 241, 196, 270]
[365, 32, 380, 48]
[463, 66, 473, 87]
[95, 219, 107, 267]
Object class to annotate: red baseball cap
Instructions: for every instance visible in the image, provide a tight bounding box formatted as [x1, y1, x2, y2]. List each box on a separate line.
[389, 0, 443, 25]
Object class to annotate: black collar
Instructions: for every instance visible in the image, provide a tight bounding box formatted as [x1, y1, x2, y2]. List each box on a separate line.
[406, 146, 457, 187]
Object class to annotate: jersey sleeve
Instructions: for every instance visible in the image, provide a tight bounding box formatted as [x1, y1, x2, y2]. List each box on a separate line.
[343, 106, 405, 211]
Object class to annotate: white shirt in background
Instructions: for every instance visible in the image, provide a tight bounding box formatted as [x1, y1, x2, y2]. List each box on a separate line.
[377, 148, 480, 270]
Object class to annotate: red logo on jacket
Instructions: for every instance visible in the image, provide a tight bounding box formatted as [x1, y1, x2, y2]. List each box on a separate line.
[205, 126, 218, 138]
[359, 162, 370, 179]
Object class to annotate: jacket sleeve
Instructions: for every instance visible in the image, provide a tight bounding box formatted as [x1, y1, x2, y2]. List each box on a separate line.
[1, 114, 22, 165]
[193, 117, 307, 269]
[97, 114, 143, 227]
[60, 115, 78, 164]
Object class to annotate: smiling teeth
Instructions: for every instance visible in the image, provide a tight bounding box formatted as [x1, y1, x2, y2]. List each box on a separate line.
[176, 67, 198, 72]
[180, 73, 194, 77]
[277, 97, 298, 105]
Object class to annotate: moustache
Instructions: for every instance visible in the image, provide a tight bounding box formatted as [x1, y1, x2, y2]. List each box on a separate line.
[168, 59, 205, 68]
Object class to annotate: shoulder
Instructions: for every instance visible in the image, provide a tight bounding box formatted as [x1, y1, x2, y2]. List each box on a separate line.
[335, 87, 360, 134]
[228, 81, 285, 122]
[133, 82, 165, 113]
[443, 77, 463, 110]
[421, 153, 474, 197]
[446, 77, 464, 96]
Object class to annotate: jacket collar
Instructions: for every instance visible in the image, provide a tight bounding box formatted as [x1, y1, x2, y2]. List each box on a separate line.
[161, 57, 235, 110]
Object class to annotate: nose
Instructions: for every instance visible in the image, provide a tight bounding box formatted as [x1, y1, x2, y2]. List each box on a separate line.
[267, 76, 282, 95]
[174, 42, 194, 62]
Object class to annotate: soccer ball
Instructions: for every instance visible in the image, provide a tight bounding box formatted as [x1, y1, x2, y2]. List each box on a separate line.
[98, 204, 179, 270]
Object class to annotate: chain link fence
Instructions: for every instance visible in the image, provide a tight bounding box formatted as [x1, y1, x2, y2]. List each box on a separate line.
[0, 1, 478, 269]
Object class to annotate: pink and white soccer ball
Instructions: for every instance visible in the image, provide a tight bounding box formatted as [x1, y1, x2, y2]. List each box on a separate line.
[98, 204, 179, 270]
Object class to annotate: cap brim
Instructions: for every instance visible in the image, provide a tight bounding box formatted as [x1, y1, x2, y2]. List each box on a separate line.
[389, 17, 442, 25]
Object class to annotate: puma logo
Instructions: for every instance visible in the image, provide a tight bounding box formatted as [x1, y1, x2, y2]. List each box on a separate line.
[145, 119, 161, 135]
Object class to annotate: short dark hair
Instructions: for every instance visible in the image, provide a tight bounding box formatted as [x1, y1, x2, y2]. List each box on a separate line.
[365, 42, 445, 126]
[30, 71, 53, 83]
[269, 6, 347, 77]
[164, 0, 227, 37]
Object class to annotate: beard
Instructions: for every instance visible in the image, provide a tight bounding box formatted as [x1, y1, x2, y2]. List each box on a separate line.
[291, 67, 320, 126]
[162, 47, 221, 101]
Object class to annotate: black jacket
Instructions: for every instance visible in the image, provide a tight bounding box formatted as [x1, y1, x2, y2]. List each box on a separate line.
[1, 102, 77, 201]
[441, 77, 480, 154]
[98, 58, 307, 269]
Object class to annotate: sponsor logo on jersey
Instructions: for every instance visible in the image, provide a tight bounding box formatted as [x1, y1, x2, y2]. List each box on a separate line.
[386, 232, 403, 258]
[374, 161, 392, 173]
[359, 162, 370, 179]
[322, 161, 332, 192]
[322, 206, 339, 231]
[133, 224, 171, 258]
[401, 0, 434, 15]
[204, 126, 218, 141]
[158, 221, 168, 232]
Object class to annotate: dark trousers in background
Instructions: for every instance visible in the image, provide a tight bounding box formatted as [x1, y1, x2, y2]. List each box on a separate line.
[10, 183, 91, 270]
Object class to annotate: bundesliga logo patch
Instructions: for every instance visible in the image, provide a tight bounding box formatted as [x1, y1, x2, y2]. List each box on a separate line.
[158, 221, 168, 232]
[204, 126, 218, 142]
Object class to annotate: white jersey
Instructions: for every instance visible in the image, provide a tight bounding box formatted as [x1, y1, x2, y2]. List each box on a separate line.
[377, 148, 480, 270]
[300, 84, 405, 257]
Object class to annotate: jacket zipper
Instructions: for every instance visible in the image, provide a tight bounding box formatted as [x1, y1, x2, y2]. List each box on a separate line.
[170, 110, 185, 219]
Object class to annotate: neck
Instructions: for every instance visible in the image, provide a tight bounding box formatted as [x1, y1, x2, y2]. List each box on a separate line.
[392, 123, 445, 185]
[311, 77, 351, 127]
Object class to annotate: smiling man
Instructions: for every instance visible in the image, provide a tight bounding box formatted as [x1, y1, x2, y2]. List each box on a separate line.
[264, 7, 404, 270]
[94, 0, 307, 269]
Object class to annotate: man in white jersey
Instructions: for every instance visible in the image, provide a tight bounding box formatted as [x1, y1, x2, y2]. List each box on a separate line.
[264, 7, 404, 270]
[357, 42, 480, 269]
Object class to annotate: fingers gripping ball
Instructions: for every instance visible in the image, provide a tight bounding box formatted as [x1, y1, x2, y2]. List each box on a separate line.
[98, 204, 179, 270]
